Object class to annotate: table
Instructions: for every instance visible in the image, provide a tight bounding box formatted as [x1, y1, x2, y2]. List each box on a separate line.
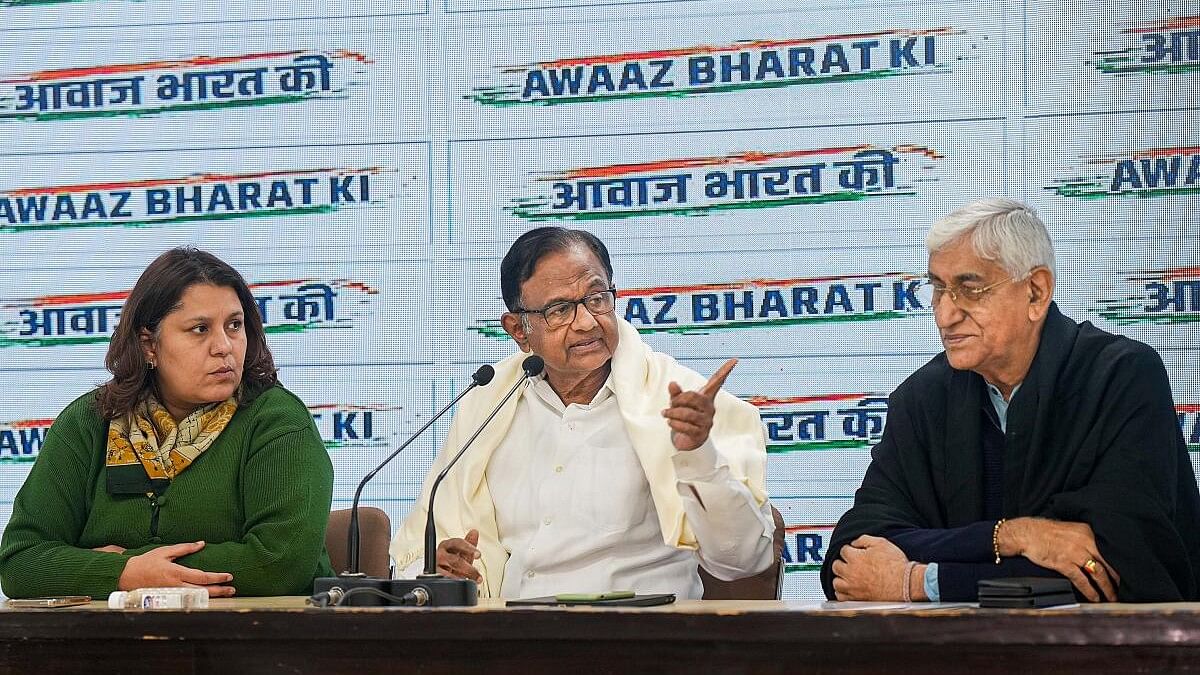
[1, 598, 1198, 674]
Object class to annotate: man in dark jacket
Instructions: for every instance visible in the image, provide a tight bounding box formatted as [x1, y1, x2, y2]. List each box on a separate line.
[821, 198, 1200, 603]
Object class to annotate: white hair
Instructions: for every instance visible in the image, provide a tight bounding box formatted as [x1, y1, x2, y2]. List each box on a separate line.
[925, 198, 1056, 278]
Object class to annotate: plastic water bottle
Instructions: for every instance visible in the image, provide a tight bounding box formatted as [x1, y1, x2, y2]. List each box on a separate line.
[107, 587, 209, 609]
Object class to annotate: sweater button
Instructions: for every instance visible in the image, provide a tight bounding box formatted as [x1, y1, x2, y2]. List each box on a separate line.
[150, 536, 162, 544]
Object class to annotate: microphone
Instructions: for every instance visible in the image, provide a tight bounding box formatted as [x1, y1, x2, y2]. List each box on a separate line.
[310, 363, 494, 607]
[421, 354, 544, 578]
[372, 354, 543, 607]
[344, 364, 495, 574]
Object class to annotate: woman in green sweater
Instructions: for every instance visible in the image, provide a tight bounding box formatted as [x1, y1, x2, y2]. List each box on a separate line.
[0, 248, 334, 599]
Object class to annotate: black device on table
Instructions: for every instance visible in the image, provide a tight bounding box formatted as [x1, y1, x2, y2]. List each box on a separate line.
[978, 577, 1076, 608]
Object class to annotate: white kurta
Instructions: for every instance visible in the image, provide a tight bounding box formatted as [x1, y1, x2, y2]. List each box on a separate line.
[482, 376, 772, 599]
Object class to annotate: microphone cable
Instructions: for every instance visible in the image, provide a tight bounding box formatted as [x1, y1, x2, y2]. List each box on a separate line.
[307, 585, 430, 608]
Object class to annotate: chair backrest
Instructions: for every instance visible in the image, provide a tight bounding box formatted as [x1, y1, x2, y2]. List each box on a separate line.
[326, 507, 393, 578]
[699, 505, 786, 600]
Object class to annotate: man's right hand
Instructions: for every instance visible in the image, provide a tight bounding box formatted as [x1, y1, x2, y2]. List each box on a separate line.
[436, 529, 482, 582]
[998, 517, 1119, 602]
[117, 541, 236, 597]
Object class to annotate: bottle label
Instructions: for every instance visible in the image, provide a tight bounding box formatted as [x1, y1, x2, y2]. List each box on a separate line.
[141, 595, 185, 609]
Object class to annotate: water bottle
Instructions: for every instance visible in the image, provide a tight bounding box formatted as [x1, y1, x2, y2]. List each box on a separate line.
[107, 587, 209, 609]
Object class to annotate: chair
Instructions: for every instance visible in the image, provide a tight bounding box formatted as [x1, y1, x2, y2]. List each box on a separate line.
[326, 507, 393, 578]
[699, 505, 786, 600]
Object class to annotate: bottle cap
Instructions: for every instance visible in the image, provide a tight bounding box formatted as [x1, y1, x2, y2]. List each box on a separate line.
[107, 591, 128, 609]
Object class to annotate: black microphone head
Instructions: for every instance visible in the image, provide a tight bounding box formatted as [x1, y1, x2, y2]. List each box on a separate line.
[472, 364, 495, 386]
[521, 354, 545, 377]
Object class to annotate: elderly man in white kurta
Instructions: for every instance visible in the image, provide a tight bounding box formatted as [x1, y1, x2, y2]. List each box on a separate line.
[390, 227, 774, 599]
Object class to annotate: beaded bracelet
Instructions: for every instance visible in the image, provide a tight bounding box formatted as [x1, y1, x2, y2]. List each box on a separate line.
[993, 518, 1007, 564]
[901, 560, 918, 602]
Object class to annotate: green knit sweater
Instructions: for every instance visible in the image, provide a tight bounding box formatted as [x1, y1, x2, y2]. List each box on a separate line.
[0, 384, 334, 598]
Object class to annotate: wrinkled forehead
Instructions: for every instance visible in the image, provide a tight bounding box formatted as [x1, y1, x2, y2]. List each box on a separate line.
[520, 246, 611, 304]
[927, 239, 1006, 284]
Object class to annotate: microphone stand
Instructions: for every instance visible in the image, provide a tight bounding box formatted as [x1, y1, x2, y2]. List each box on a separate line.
[346, 367, 491, 574]
[311, 356, 543, 607]
[396, 355, 543, 606]
[311, 364, 493, 607]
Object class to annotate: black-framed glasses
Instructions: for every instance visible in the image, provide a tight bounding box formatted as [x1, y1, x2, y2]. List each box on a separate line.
[515, 288, 618, 328]
[916, 277, 1016, 309]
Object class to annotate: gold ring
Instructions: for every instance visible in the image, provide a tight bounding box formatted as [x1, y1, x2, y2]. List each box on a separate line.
[1083, 558, 1099, 575]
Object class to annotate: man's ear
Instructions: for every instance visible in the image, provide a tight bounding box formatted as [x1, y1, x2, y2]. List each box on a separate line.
[1026, 266, 1055, 322]
[500, 313, 532, 353]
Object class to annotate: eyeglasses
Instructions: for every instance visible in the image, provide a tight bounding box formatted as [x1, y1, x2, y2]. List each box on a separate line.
[917, 277, 1017, 309]
[515, 288, 618, 329]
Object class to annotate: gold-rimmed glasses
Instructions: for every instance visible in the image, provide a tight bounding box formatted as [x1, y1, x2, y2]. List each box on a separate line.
[917, 277, 1017, 309]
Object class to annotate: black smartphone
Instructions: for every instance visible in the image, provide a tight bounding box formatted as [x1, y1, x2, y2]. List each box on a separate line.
[506, 593, 676, 607]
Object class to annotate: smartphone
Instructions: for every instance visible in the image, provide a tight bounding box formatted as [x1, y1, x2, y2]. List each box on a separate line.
[553, 591, 636, 602]
[6, 596, 91, 608]
[507, 592, 675, 607]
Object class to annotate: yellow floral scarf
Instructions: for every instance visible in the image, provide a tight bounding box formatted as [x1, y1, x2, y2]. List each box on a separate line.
[105, 397, 237, 494]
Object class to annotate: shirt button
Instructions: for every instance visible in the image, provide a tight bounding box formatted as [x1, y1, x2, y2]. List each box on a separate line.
[554, 465, 564, 473]
[543, 517, 552, 526]
[527, 570, 536, 578]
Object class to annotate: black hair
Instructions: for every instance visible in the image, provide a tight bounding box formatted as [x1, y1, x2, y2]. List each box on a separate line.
[499, 227, 614, 311]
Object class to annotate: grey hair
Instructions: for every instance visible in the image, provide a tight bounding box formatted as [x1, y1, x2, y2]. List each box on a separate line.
[925, 198, 1056, 278]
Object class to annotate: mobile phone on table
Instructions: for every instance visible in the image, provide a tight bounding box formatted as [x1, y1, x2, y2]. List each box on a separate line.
[6, 596, 91, 608]
[554, 591, 636, 602]
[507, 592, 675, 607]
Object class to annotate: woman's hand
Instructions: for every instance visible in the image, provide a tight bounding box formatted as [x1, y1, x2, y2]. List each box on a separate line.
[117, 541, 236, 597]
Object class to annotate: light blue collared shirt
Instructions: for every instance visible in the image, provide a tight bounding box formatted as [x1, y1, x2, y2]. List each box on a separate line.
[985, 381, 1021, 433]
